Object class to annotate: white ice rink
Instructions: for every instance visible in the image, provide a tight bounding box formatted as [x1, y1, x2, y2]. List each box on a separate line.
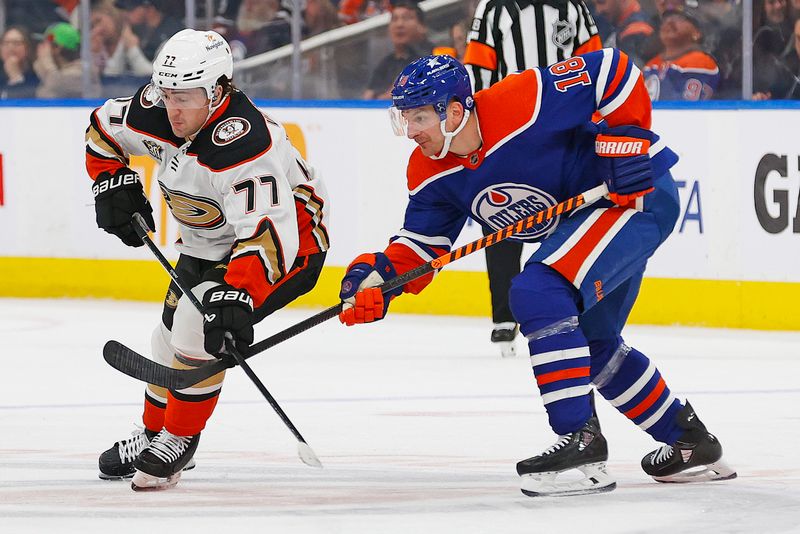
[2, 298, 799, 533]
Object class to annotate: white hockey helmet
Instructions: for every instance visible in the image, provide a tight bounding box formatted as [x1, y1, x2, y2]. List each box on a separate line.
[151, 29, 233, 103]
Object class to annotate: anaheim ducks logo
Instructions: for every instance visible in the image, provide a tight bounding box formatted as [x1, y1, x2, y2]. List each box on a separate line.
[212, 117, 251, 146]
[471, 183, 558, 240]
[140, 83, 157, 109]
[159, 183, 226, 230]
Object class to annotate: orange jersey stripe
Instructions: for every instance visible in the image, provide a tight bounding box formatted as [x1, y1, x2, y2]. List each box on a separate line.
[86, 151, 124, 180]
[624, 377, 666, 419]
[536, 367, 591, 386]
[619, 20, 654, 40]
[603, 77, 652, 129]
[574, 34, 602, 56]
[464, 41, 498, 71]
[550, 208, 627, 283]
[602, 52, 630, 102]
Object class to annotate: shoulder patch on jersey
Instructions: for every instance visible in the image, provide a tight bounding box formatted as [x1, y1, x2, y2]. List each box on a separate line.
[212, 117, 252, 146]
[189, 92, 271, 172]
[126, 84, 183, 147]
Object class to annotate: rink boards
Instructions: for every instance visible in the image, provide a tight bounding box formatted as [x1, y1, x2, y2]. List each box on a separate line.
[0, 101, 798, 330]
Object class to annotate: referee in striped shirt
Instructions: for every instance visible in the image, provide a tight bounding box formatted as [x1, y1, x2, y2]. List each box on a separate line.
[463, 0, 602, 356]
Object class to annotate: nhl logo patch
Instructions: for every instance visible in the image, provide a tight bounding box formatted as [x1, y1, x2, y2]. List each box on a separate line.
[551, 20, 576, 50]
[212, 117, 251, 146]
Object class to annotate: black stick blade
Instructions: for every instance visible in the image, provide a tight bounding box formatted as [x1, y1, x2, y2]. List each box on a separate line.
[102, 341, 226, 389]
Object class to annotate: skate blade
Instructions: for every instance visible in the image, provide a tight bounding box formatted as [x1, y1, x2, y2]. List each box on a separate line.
[520, 462, 616, 497]
[497, 341, 517, 358]
[131, 470, 182, 491]
[98, 472, 134, 481]
[653, 459, 737, 483]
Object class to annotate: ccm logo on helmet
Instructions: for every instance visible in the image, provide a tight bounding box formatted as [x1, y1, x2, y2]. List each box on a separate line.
[595, 136, 650, 157]
[158, 71, 178, 78]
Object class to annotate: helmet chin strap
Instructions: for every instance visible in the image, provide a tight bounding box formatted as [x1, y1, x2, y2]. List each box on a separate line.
[187, 86, 228, 140]
[430, 110, 471, 160]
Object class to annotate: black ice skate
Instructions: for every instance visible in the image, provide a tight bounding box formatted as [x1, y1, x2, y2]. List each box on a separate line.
[99, 426, 196, 480]
[516, 415, 616, 497]
[641, 401, 737, 483]
[491, 322, 518, 358]
[98, 426, 156, 480]
[131, 429, 200, 491]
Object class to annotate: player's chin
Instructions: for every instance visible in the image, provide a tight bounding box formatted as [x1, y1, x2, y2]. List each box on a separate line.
[418, 142, 440, 157]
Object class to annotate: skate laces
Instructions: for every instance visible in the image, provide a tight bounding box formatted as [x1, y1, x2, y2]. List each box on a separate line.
[651, 445, 674, 465]
[147, 430, 192, 463]
[543, 435, 572, 456]
[117, 426, 150, 463]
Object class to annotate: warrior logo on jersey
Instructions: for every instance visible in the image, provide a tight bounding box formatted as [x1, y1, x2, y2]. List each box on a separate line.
[159, 182, 226, 230]
[552, 20, 576, 50]
[142, 139, 164, 162]
[140, 84, 157, 109]
[212, 117, 251, 146]
[472, 184, 559, 240]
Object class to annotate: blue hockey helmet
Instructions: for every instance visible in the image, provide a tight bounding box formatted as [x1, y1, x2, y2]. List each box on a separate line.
[391, 55, 475, 120]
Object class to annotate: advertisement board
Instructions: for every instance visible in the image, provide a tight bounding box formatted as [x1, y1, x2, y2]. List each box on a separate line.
[0, 103, 798, 329]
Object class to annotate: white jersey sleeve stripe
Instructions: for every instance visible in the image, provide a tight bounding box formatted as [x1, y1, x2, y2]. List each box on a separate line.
[594, 48, 614, 108]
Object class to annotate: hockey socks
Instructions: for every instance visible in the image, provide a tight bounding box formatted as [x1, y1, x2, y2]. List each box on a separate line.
[590, 341, 683, 445]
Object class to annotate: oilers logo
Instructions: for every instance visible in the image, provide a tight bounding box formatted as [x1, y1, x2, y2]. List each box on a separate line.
[471, 184, 559, 240]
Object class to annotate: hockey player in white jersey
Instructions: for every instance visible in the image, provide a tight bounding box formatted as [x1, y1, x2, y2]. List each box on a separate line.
[86, 29, 330, 490]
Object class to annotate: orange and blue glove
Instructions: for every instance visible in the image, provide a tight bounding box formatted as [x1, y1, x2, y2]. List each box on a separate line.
[595, 125, 656, 206]
[339, 252, 402, 326]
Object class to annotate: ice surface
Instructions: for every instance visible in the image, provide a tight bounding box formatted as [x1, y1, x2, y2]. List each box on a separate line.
[1, 298, 799, 533]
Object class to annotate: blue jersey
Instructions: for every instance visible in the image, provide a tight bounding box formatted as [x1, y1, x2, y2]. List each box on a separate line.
[643, 50, 720, 101]
[384, 48, 678, 294]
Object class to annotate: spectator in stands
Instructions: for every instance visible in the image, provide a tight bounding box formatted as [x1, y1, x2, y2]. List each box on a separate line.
[6, 0, 74, 36]
[34, 22, 101, 98]
[363, 1, 431, 99]
[114, 0, 184, 62]
[701, 0, 742, 98]
[593, 0, 656, 66]
[1, 26, 40, 99]
[304, 0, 343, 38]
[339, 0, 388, 25]
[644, 7, 719, 100]
[224, 0, 292, 60]
[640, 0, 687, 61]
[91, 3, 152, 77]
[432, 19, 469, 61]
[754, 17, 800, 99]
[753, 0, 794, 97]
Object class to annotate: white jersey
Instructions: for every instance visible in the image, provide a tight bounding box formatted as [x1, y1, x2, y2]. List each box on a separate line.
[86, 85, 330, 306]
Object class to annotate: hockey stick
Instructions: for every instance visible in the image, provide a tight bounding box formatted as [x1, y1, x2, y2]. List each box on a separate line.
[117, 213, 322, 469]
[105, 183, 608, 389]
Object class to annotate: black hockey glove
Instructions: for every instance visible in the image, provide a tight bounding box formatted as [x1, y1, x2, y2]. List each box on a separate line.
[92, 167, 155, 247]
[202, 284, 254, 359]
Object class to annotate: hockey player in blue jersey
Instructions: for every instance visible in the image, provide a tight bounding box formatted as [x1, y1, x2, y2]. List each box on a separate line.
[337, 51, 736, 497]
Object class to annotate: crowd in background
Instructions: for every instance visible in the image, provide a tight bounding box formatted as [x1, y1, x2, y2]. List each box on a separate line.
[2, 0, 800, 100]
